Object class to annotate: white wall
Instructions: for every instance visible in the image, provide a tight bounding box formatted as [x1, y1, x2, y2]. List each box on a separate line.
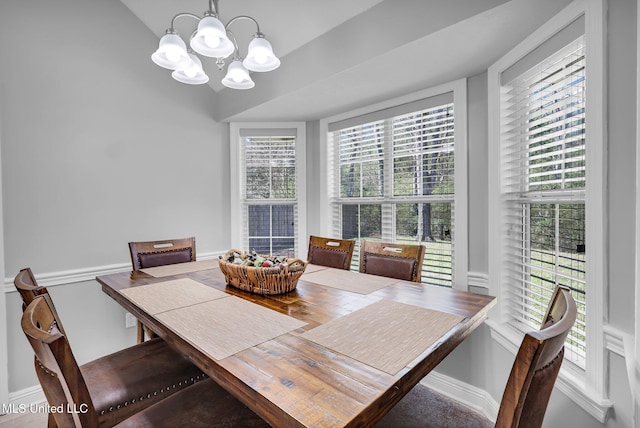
[0, 0, 230, 394]
[0, 76, 7, 408]
[466, 72, 490, 275]
[0, 0, 231, 273]
[601, 1, 637, 424]
[607, 0, 637, 332]
[305, 120, 322, 239]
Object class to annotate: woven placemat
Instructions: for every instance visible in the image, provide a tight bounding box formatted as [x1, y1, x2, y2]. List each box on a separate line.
[156, 296, 307, 361]
[141, 259, 219, 278]
[119, 278, 228, 314]
[301, 268, 398, 294]
[300, 299, 464, 375]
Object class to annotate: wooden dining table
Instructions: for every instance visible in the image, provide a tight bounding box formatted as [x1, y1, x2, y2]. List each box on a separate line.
[97, 260, 495, 427]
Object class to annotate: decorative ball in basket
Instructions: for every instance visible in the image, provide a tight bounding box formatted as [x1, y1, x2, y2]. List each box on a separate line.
[218, 249, 308, 295]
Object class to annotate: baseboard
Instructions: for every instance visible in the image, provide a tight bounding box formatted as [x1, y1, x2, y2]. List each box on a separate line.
[7, 384, 45, 408]
[422, 370, 500, 422]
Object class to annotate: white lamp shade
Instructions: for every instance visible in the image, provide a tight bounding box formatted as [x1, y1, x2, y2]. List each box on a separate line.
[190, 16, 235, 58]
[151, 33, 191, 70]
[221, 60, 255, 89]
[243, 36, 280, 72]
[172, 54, 209, 84]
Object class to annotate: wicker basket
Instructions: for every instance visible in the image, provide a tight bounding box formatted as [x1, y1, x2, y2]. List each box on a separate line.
[218, 249, 308, 295]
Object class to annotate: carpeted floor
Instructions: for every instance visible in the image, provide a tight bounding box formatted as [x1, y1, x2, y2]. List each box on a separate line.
[0, 405, 48, 428]
[376, 384, 494, 428]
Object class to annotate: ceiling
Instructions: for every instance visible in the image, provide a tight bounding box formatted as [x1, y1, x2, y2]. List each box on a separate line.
[121, 0, 574, 122]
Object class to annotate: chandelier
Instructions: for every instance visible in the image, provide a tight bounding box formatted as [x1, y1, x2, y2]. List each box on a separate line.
[151, 0, 280, 88]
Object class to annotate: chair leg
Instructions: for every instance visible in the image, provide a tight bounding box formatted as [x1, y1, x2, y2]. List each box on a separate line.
[137, 320, 158, 343]
[47, 412, 58, 428]
[136, 320, 145, 343]
[145, 326, 158, 340]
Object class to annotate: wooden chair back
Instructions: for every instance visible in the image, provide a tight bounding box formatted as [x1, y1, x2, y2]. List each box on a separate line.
[128, 237, 196, 270]
[14, 267, 66, 335]
[359, 240, 426, 282]
[495, 286, 577, 428]
[21, 294, 99, 427]
[14, 267, 47, 310]
[307, 235, 355, 270]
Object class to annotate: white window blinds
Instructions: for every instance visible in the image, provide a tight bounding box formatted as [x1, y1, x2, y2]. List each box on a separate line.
[393, 107, 455, 197]
[501, 35, 586, 367]
[241, 135, 298, 257]
[244, 136, 297, 200]
[338, 121, 385, 198]
[330, 100, 455, 286]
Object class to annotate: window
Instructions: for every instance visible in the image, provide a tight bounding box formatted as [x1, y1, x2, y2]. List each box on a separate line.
[488, 1, 609, 419]
[230, 124, 306, 258]
[244, 135, 297, 256]
[326, 85, 466, 288]
[501, 36, 587, 367]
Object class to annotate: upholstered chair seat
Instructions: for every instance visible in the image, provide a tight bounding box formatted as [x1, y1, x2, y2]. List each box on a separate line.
[114, 378, 269, 428]
[79, 338, 207, 426]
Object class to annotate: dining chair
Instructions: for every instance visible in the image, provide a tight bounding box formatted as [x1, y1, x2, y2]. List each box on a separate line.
[21, 294, 268, 428]
[128, 236, 196, 270]
[14, 268, 208, 427]
[376, 286, 577, 428]
[359, 240, 426, 282]
[307, 235, 355, 270]
[128, 236, 196, 342]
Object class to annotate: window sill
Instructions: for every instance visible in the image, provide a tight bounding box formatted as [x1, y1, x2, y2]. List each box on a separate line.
[485, 319, 613, 423]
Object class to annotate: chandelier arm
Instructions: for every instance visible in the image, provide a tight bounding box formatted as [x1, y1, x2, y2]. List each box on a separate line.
[169, 12, 202, 31]
[225, 15, 261, 34]
[225, 30, 241, 58]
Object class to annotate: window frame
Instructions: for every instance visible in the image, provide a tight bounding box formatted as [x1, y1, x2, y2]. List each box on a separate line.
[320, 79, 468, 290]
[487, 0, 610, 420]
[501, 35, 587, 367]
[230, 122, 307, 256]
